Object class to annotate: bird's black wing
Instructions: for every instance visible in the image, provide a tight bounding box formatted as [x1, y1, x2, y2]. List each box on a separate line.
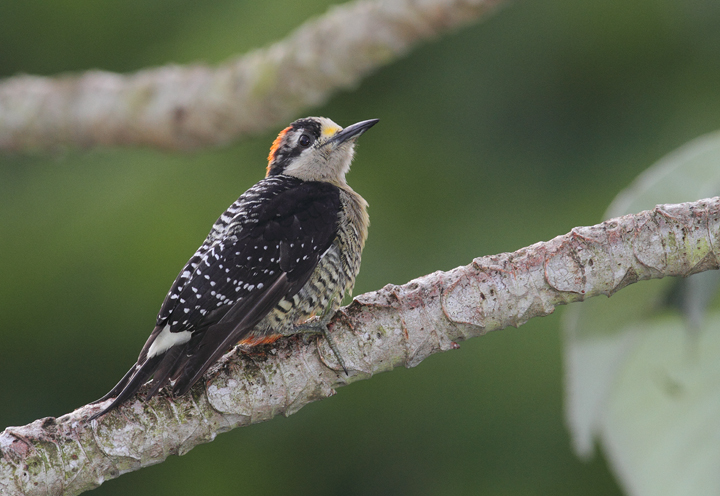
[91, 176, 341, 417]
[170, 178, 342, 394]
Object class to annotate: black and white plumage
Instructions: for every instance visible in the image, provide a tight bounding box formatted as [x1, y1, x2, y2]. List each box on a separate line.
[91, 117, 377, 419]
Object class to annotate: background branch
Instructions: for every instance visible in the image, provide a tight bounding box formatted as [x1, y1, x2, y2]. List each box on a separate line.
[0, 0, 505, 153]
[1, 197, 718, 496]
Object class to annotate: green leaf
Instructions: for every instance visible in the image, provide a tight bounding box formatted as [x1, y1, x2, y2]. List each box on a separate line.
[563, 130, 720, 495]
[600, 313, 720, 496]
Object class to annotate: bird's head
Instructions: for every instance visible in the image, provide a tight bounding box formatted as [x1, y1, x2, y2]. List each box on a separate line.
[266, 117, 378, 185]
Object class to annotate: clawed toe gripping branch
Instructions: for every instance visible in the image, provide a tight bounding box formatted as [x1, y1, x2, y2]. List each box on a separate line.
[295, 293, 349, 375]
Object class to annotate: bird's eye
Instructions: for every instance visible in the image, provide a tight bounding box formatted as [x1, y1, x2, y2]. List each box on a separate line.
[298, 134, 312, 147]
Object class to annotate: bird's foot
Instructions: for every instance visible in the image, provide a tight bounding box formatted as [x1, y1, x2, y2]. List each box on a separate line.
[294, 315, 348, 375]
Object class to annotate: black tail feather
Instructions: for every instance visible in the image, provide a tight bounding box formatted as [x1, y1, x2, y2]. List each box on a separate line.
[89, 363, 137, 405]
[89, 354, 164, 420]
[144, 345, 186, 400]
[171, 323, 239, 397]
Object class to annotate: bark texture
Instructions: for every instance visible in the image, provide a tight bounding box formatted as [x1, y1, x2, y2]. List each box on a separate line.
[2, 197, 719, 496]
[0, 0, 506, 153]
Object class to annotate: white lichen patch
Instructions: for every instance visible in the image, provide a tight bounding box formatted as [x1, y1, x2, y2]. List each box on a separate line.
[0, 432, 15, 450]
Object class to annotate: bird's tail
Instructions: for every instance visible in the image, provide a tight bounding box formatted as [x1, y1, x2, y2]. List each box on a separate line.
[89, 354, 165, 420]
[89, 326, 192, 420]
[89, 363, 138, 405]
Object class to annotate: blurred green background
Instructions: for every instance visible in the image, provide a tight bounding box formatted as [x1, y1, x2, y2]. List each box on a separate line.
[1, 0, 720, 494]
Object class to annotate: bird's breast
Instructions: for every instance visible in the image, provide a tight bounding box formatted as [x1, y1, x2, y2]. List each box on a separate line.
[252, 186, 369, 337]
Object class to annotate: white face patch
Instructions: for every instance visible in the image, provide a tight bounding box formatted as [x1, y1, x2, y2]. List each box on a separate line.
[277, 117, 363, 184]
[147, 325, 192, 358]
[283, 144, 355, 184]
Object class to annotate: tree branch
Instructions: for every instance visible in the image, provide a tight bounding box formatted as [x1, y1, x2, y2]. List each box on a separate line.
[0, 0, 506, 153]
[1, 197, 718, 495]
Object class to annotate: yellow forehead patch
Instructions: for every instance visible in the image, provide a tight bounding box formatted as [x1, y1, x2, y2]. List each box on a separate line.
[322, 125, 342, 137]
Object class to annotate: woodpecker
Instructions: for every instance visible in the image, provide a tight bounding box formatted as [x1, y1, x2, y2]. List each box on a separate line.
[90, 117, 377, 419]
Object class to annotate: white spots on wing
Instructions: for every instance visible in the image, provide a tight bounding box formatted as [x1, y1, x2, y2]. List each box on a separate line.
[159, 176, 331, 330]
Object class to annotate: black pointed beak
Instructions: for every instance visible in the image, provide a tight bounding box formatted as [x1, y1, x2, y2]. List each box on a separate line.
[324, 119, 379, 146]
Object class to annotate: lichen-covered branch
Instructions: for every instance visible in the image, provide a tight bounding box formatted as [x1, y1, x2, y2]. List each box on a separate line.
[0, 0, 506, 153]
[2, 197, 718, 496]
